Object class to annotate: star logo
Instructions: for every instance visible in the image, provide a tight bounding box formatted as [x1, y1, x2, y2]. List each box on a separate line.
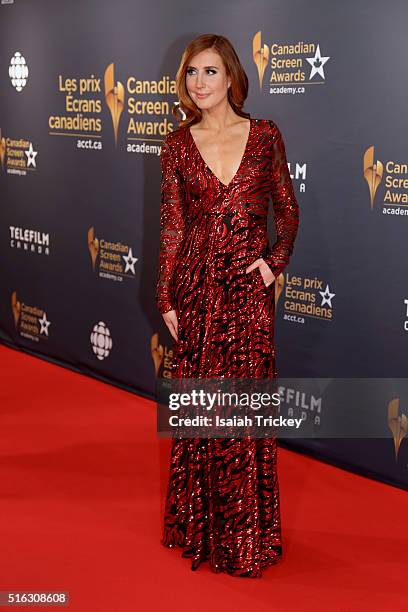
[319, 284, 336, 308]
[306, 45, 330, 80]
[123, 247, 137, 274]
[25, 142, 38, 168]
[38, 311, 51, 336]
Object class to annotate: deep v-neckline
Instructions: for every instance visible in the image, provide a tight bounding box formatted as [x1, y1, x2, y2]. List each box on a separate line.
[188, 117, 253, 189]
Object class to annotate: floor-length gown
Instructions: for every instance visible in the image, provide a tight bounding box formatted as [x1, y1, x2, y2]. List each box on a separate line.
[156, 117, 299, 577]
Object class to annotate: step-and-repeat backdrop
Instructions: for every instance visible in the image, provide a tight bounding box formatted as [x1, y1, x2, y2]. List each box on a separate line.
[1, 0, 407, 489]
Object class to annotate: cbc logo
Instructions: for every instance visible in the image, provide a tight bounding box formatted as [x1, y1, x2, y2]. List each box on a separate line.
[9, 51, 29, 92]
[90, 321, 113, 360]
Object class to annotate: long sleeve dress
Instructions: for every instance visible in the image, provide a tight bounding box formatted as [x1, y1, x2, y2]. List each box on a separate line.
[156, 117, 299, 577]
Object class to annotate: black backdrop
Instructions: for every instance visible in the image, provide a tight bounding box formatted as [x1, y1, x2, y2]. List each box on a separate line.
[1, 0, 407, 489]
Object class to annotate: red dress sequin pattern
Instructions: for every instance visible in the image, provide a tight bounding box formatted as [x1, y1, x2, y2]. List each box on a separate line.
[156, 117, 299, 577]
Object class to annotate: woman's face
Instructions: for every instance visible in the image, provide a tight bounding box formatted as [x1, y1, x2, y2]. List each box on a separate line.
[185, 48, 231, 110]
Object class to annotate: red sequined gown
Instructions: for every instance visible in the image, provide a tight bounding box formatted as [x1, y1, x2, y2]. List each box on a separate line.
[156, 117, 299, 577]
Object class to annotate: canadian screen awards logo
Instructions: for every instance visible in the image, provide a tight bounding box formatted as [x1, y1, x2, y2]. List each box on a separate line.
[363, 145, 408, 216]
[151, 331, 174, 379]
[87, 226, 137, 282]
[252, 30, 330, 95]
[49, 61, 175, 150]
[282, 273, 336, 325]
[388, 398, 407, 462]
[0, 128, 38, 177]
[11, 291, 51, 342]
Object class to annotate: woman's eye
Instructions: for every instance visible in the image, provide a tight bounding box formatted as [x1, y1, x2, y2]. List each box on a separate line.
[186, 69, 216, 75]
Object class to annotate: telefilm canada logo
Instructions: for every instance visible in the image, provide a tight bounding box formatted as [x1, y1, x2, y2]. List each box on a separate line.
[11, 291, 51, 342]
[0, 128, 38, 177]
[9, 226, 50, 255]
[278, 384, 323, 427]
[48, 62, 176, 151]
[363, 145, 408, 216]
[252, 30, 330, 95]
[87, 226, 137, 282]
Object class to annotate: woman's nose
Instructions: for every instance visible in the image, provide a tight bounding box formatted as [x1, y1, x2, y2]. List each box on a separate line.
[196, 73, 205, 87]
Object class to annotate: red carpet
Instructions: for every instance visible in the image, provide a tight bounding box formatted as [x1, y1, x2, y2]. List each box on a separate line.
[0, 343, 406, 611]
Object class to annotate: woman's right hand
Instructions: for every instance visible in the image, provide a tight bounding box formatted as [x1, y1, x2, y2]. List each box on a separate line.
[162, 309, 179, 341]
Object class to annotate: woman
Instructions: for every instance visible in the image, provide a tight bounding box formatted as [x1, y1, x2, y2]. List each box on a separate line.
[156, 34, 299, 577]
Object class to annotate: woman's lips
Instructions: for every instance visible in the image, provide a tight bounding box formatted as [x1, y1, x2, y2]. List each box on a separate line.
[195, 93, 210, 99]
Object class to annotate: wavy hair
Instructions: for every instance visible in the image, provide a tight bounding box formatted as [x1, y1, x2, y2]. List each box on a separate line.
[173, 34, 250, 128]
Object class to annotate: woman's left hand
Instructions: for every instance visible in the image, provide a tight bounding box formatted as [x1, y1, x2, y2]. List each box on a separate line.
[245, 258, 275, 287]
